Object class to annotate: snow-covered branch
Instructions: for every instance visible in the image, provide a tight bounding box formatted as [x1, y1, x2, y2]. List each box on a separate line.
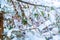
[17, 0, 50, 7]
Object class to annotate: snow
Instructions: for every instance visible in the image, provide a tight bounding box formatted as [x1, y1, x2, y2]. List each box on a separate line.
[53, 35, 60, 40]
[1, 0, 60, 40]
[49, 10, 56, 23]
[25, 31, 46, 40]
[42, 32, 51, 38]
[51, 27, 59, 34]
[39, 20, 52, 30]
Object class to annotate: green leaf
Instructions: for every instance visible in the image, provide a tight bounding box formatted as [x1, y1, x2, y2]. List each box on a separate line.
[45, 37, 48, 40]
[41, 11, 44, 16]
[22, 18, 27, 25]
[9, 26, 13, 30]
[51, 7, 54, 10]
[24, 4, 29, 8]
[23, 5, 27, 9]
[22, 13, 25, 17]
[34, 13, 38, 18]
[48, 14, 49, 17]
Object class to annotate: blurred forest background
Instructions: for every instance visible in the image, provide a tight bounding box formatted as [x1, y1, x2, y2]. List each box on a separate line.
[0, 0, 60, 40]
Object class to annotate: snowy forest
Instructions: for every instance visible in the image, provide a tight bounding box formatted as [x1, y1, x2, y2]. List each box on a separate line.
[0, 0, 60, 40]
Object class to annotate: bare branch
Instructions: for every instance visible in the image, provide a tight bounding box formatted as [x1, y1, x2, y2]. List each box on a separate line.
[18, 27, 38, 31]
[18, 2, 26, 18]
[17, 0, 50, 7]
[11, 0, 18, 14]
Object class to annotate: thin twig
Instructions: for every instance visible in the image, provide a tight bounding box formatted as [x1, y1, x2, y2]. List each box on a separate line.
[18, 27, 38, 31]
[17, 0, 50, 7]
[11, 0, 18, 14]
[18, 2, 26, 18]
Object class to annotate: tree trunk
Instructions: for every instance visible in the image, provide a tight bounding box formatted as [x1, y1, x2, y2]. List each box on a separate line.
[0, 11, 4, 40]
